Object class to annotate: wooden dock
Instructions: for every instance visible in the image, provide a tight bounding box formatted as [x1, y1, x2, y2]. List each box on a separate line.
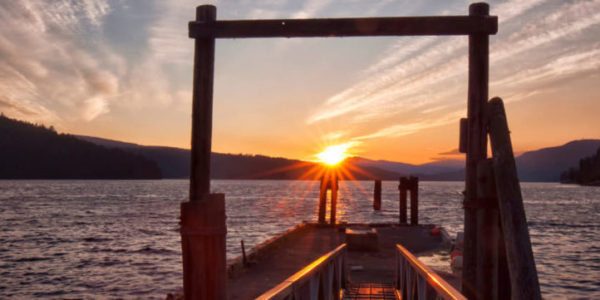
[226, 223, 454, 299]
[180, 2, 543, 299]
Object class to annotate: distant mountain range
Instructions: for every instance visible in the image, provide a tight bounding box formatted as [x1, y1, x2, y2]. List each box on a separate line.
[78, 134, 600, 182]
[75, 135, 400, 180]
[347, 140, 600, 182]
[1, 115, 599, 181]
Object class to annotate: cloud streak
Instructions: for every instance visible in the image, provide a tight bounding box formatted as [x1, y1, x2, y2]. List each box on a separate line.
[0, 0, 117, 124]
[307, 0, 600, 143]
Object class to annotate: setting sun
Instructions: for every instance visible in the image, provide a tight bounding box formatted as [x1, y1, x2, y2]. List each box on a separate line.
[316, 143, 353, 166]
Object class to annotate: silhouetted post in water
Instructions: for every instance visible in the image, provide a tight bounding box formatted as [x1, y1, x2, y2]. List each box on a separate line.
[373, 179, 382, 210]
[463, 3, 490, 299]
[398, 176, 418, 225]
[398, 177, 409, 224]
[318, 177, 327, 223]
[181, 5, 226, 300]
[319, 172, 339, 224]
[488, 97, 541, 300]
[330, 173, 338, 225]
[241, 240, 248, 267]
[409, 176, 419, 225]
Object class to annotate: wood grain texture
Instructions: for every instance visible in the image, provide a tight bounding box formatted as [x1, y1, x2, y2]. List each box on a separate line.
[180, 194, 227, 300]
[488, 97, 542, 300]
[189, 15, 498, 39]
[189, 5, 216, 201]
[463, 3, 490, 298]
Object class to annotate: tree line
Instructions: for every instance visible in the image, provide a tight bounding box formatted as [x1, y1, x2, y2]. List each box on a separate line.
[560, 147, 600, 185]
[0, 115, 162, 179]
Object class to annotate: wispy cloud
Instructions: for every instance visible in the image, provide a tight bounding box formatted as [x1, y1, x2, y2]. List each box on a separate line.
[291, 0, 333, 18]
[307, 0, 600, 143]
[352, 110, 462, 140]
[0, 0, 117, 124]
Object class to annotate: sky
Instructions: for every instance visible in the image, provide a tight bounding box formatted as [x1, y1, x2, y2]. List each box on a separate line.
[0, 0, 599, 164]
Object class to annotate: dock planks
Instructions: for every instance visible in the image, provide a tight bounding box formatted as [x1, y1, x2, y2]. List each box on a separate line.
[344, 283, 397, 300]
[227, 223, 449, 299]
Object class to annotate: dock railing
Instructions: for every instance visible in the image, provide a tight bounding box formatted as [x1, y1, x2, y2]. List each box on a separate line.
[257, 243, 347, 300]
[396, 244, 466, 300]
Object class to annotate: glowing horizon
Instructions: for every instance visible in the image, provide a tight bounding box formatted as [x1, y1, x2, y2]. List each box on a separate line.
[316, 143, 354, 166]
[1, 1, 599, 165]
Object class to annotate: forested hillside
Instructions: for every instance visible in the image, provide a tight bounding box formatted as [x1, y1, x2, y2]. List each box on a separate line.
[560, 147, 600, 185]
[0, 115, 161, 179]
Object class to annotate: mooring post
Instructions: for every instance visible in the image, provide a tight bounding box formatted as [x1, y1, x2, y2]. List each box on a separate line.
[318, 176, 327, 223]
[463, 3, 490, 299]
[241, 239, 248, 267]
[399, 177, 407, 224]
[373, 179, 382, 210]
[181, 5, 226, 300]
[330, 173, 338, 225]
[409, 176, 419, 225]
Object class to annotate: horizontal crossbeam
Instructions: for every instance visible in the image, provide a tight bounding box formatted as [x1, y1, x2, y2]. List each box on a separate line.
[189, 15, 498, 39]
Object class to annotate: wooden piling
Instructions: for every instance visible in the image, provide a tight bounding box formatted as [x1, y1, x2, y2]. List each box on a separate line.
[180, 194, 226, 300]
[318, 177, 327, 223]
[488, 97, 541, 300]
[330, 173, 338, 225]
[241, 239, 248, 267]
[409, 177, 419, 225]
[182, 5, 227, 300]
[463, 3, 490, 298]
[399, 178, 407, 224]
[373, 179, 382, 210]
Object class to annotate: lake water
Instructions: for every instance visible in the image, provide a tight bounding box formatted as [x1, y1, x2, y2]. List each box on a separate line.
[0, 180, 598, 299]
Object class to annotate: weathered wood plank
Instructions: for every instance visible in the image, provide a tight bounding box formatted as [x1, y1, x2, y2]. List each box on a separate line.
[189, 15, 498, 39]
[488, 97, 542, 300]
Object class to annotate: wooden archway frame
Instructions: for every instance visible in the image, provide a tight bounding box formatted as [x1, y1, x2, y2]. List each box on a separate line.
[182, 3, 499, 299]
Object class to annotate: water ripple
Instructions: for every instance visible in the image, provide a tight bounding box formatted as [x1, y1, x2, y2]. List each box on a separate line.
[0, 180, 597, 298]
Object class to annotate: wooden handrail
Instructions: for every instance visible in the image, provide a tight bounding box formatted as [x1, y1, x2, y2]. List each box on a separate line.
[396, 244, 466, 300]
[257, 243, 347, 300]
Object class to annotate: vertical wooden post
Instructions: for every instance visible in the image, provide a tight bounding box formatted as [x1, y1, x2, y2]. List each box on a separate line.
[488, 97, 541, 300]
[498, 215, 512, 300]
[318, 176, 327, 223]
[399, 177, 407, 224]
[373, 179, 382, 210]
[409, 177, 418, 225]
[241, 239, 248, 267]
[330, 173, 338, 225]
[475, 159, 499, 300]
[463, 3, 490, 299]
[189, 5, 216, 201]
[182, 5, 226, 300]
